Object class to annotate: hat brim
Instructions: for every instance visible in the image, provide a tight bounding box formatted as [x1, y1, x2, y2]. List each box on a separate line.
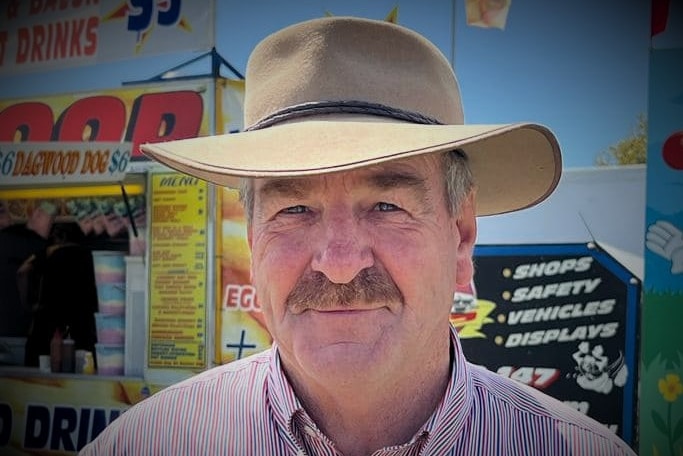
[141, 119, 561, 216]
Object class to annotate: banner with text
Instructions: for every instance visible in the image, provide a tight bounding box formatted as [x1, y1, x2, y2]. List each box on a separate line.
[453, 243, 640, 445]
[0, 79, 215, 159]
[216, 187, 272, 364]
[0, 374, 163, 455]
[0, 141, 130, 186]
[0, 0, 213, 74]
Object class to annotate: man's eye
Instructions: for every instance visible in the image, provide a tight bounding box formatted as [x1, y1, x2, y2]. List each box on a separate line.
[375, 202, 399, 212]
[282, 205, 308, 214]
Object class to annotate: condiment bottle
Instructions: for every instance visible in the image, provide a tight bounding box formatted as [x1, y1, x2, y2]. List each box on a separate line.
[49, 328, 62, 373]
[61, 331, 75, 373]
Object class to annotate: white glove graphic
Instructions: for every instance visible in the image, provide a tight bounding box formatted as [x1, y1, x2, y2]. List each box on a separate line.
[646, 220, 683, 274]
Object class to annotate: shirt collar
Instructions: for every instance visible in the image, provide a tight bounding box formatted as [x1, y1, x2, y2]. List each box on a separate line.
[418, 325, 473, 453]
[266, 344, 305, 452]
[266, 325, 473, 455]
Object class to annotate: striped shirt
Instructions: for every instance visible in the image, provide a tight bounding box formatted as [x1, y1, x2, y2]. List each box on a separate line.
[79, 326, 636, 455]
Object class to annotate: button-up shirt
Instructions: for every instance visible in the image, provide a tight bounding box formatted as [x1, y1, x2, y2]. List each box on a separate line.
[80, 326, 636, 455]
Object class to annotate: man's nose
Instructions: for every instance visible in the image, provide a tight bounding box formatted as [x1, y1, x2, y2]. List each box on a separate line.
[310, 213, 374, 284]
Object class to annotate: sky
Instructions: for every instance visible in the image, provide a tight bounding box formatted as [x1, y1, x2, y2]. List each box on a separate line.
[0, 0, 668, 168]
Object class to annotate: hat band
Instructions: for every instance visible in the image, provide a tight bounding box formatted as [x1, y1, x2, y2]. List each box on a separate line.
[245, 100, 443, 131]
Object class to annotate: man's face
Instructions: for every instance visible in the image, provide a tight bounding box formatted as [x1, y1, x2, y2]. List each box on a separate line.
[30, 207, 54, 239]
[248, 154, 476, 386]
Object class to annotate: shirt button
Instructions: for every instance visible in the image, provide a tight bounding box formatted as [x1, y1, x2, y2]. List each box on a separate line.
[304, 425, 317, 437]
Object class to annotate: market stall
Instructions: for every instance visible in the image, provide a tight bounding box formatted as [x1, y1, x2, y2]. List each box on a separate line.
[0, 76, 246, 454]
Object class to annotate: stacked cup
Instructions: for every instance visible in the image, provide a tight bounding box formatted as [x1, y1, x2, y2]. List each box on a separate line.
[92, 251, 126, 376]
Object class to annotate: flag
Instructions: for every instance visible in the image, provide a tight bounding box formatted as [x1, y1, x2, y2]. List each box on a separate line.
[651, 0, 670, 37]
[385, 6, 399, 24]
[465, 0, 511, 30]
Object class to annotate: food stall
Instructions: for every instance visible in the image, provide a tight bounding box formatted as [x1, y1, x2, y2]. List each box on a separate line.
[0, 75, 251, 454]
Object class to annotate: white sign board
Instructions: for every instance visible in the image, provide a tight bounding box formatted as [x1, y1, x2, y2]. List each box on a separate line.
[0, 0, 213, 74]
[0, 141, 131, 185]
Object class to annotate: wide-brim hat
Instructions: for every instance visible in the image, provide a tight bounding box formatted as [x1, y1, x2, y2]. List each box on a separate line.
[141, 16, 561, 216]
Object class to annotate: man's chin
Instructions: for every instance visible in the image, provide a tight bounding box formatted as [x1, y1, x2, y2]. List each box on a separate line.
[303, 343, 388, 381]
[295, 331, 394, 370]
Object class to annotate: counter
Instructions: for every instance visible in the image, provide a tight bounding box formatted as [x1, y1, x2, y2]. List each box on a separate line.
[0, 366, 162, 455]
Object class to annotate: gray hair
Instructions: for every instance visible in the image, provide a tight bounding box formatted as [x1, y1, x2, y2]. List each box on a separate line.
[238, 149, 474, 223]
[443, 149, 475, 215]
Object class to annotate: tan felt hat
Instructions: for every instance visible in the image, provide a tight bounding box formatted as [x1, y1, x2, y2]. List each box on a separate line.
[141, 16, 562, 216]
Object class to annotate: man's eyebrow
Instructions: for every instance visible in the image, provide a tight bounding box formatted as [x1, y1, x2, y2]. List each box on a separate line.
[368, 169, 429, 195]
[257, 178, 311, 200]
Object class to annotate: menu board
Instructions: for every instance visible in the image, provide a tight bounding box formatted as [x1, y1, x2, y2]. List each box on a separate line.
[148, 173, 208, 369]
[454, 243, 640, 445]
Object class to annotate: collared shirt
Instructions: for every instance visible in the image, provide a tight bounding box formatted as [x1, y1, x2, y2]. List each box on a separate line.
[80, 326, 636, 455]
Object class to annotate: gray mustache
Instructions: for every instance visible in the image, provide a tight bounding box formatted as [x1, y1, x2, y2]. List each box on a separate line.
[286, 267, 404, 312]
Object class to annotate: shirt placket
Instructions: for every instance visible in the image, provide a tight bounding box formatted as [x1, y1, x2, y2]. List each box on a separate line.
[290, 409, 340, 456]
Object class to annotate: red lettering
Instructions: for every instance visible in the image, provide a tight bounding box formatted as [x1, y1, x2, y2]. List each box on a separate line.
[81, 150, 110, 174]
[29, 0, 95, 14]
[54, 96, 126, 141]
[225, 286, 239, 308]
[14, 18, 96, 65]
[84, 16, 98, 56]
[32, 24, 46, 62]
[69, 19, 83, 56]
[0, 90, 205, 155]
[241, 288, 258, 310]
[29, 0, 43, 14]
[44, 0, 58, 12]
[126, 91, 203, 157]
[223, 285, 259, 311]
[16, 28, 29, 64]
[0, 102, 54, 141]
[54, 21, 69, 58]
[34, 0, 70, 13]
[45, 23, 54, 60]
[0, 31, 7, 65]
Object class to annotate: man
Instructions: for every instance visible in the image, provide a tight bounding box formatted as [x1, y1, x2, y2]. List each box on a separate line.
[0, 201, 56, 338]
[23, 222, 99, 368]
[81, 17, 636, 455]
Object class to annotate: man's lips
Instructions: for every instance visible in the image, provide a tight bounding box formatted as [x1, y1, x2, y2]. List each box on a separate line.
[306, 307, 387, 315]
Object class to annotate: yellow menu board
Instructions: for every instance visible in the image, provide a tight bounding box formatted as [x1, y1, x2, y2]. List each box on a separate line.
[148, 173, 208, 369]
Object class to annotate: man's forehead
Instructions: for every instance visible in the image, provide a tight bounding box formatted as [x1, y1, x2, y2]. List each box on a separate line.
[253, 154, 442, 195]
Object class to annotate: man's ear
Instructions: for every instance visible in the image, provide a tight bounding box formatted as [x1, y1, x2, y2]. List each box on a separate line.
[247, 225, 256, 282]
[455, 192, 477, 287]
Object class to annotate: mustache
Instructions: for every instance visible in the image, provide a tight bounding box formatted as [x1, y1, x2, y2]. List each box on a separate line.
[286, 267, 404, 312]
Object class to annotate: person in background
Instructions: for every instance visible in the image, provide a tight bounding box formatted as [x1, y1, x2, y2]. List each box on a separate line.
[23, 222, 99, 368]
[0, 201, 11, 229]
[0, 201, 56, 338]
[81, 17, 636, 455]
[66, 198, 95, 236]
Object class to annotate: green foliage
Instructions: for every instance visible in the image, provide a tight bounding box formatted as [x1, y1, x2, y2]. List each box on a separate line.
[641, 290, 683, 368]
[595, 114, 647, 166]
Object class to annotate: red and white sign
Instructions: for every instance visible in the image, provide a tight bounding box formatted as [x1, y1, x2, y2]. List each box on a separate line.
[0, 79, 220, 158]
[0, 0, 213, 74]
